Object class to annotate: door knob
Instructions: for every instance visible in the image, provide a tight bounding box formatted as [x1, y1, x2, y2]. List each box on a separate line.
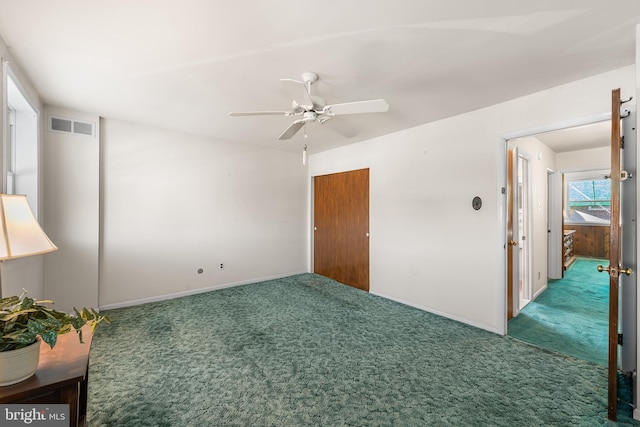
[508, 240, 518, 247]
[597, 265, 633, 277]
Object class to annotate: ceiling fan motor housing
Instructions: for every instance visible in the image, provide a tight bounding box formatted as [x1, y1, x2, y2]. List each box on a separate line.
[301, 72, 318, 85]
[303, 111, 317, 122]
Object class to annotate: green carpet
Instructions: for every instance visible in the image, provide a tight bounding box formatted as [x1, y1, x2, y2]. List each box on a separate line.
[508, 257, 609, 366]
[87, 273, 638, 426]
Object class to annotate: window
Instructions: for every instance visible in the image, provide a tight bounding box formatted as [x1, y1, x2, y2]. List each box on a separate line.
[7, 106, 15, 194]
[5, 70, 39, 217]
[564, 170, 610, 224]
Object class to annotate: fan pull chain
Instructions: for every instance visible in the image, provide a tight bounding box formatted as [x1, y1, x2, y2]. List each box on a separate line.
[302, 144, 307, 165]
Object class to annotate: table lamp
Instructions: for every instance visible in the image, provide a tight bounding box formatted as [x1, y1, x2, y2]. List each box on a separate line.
[0, 194, 58, 298]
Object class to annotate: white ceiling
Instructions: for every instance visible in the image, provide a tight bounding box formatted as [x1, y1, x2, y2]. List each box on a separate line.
[0, 1, 639, 154]
[535, 121, 611, 153]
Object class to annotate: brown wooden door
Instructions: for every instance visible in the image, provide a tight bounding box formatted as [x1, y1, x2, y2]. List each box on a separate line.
[604, 88, 626, 421]
[506, 148, 518, 319]
[314, 168, 369, 291]
[507, 147, 526, 320]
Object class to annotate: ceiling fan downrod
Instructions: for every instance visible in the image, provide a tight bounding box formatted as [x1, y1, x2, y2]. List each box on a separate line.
[301, 72, 318, 95]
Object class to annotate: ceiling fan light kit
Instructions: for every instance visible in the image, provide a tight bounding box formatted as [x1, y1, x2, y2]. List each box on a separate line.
[229, 72, 389, 142]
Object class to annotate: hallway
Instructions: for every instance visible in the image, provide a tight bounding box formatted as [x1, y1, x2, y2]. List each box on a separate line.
[508, 257, 608, 365]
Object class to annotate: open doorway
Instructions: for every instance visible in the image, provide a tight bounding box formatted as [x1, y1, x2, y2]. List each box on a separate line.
[506, 119, 615, 365]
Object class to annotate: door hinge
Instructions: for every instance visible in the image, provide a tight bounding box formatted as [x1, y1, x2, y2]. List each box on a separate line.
[618, 333, 624, 346]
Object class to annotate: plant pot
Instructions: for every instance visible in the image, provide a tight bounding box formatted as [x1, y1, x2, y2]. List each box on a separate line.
[0, 340, 41, 386]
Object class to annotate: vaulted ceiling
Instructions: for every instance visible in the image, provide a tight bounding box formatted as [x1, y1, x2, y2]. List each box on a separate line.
[0, 1, 639, 153]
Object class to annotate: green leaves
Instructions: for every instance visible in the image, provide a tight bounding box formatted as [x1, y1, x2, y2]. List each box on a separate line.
[40, 330, 57, 349]
[0, 295, 20, 310]
[0, 291, 111, 352]
[74, 306, 112, 334]
[19, 297, 35, 311]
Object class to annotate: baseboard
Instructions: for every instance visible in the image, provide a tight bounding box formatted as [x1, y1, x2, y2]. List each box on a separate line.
[104, 275, 498, 335]
[369, 290, 498, 334]
[99, 270, 308, 311]
[533, 283, 548, 300]
[634, 407, 640, 421]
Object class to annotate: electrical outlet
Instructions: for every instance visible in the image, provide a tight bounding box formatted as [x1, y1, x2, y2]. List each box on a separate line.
[219, 263, 224, 270]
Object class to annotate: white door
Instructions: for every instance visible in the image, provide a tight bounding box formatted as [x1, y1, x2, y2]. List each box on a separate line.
[508, 146, 532, 317]
[516, 153, 532, 310]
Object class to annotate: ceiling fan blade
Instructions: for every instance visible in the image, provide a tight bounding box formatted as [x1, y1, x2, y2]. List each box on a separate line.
[229, 111, 291, 116]
[324, 99, 389, 115]
[278, 120, 305, 140]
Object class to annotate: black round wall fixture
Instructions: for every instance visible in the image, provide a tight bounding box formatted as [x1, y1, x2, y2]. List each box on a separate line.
[472, 196, 482, 211]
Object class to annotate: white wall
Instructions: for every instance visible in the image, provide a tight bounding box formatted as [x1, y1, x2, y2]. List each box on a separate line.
[98, 119, 308, 308]
[43, 106, 100, 312]
[310, 65, 636, 333]
[556, 146, 610, 171]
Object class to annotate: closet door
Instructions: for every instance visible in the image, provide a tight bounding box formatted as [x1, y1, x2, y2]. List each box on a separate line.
[314, 168, 369, 291]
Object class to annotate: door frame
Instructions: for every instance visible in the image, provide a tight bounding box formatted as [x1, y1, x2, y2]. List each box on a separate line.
[502, 104, 637, 420]
[620, 105, 637, 374]
[498, 112, 612, 335]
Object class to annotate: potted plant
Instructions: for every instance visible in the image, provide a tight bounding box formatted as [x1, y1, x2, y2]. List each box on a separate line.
[0, 290, 111, 386]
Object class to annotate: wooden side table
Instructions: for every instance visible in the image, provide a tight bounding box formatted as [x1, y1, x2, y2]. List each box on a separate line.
[0, 326, 93, 427]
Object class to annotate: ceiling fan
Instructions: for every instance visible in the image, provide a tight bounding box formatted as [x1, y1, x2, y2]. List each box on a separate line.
[228, 72, 389, 140]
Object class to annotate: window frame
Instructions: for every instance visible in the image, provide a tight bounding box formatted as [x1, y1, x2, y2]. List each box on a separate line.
[4, 64, 40, 217]
[563, 169, 611, 226]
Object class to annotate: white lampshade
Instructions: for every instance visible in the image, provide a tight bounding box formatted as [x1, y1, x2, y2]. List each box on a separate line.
[0, 194, 57, 260]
